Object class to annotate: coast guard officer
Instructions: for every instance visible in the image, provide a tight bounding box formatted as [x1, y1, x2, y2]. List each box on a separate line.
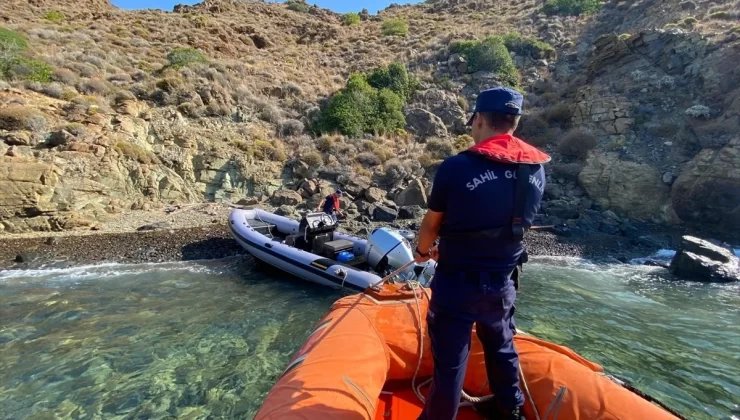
[414, 87, 550, 420]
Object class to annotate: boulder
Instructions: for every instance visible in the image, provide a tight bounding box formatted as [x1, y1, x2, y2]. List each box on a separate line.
[298, 179, 319, 198]
[411, 89, 468, 134]
[236, 196, 260, 206]
[339, 175, 371, 197]
[661, 171, 676, 185]
[545, 199, 580, 220]
[578, 153, 672, 222]
[394, 178, 428, 207]
[1, 131, 35, 146]
[398, 205, 424, 219]
[447, 53, 468, 74]
[405, 108, 448, 139]
[356, 200, 373, 215]
[598, 210, 622, 235]
[117, 99, 148, 117]
[46, 130, 75, 147]
[364, 187, 386, 203]
[372, 205, 398, 222]
[0, 158, 59, 221]
[290, 159, 316, 179]
[270, 189, 303, 206]
[50, 214, 97, 230]
[671, 138, 740, 240]
[15, 251, 44, 263]
[669, 236, 739, 283]
[275, 205, 298, 218]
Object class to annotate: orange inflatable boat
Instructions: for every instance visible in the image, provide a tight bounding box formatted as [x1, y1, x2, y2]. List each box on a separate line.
[256, 284, 683, 420]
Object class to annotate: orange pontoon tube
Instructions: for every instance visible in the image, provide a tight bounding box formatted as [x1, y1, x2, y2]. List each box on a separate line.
[256, 285, 681, 420]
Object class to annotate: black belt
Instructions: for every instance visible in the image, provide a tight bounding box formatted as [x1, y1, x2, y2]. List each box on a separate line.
[436, 266, 515, 279]
[439, 226, 521, 241]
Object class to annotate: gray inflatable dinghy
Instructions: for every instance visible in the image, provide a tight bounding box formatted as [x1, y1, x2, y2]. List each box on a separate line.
[228, 208, 435, 291]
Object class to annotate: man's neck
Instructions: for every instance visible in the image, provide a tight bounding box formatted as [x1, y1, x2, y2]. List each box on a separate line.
[475, 128, 514, 144]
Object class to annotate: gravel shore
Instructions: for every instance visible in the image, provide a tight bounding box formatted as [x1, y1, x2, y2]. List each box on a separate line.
[0, 203, 670, 270]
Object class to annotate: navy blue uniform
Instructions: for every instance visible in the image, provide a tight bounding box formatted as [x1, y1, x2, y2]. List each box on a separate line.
[420, 151, 545, 420]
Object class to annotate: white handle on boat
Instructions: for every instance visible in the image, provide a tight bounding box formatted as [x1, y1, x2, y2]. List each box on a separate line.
[368, 260, 417, 291]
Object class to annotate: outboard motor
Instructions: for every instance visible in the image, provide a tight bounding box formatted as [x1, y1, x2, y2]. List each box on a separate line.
[365, 227, 415, 277]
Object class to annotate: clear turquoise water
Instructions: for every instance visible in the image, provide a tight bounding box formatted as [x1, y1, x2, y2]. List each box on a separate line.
[0, 256, 738, 419]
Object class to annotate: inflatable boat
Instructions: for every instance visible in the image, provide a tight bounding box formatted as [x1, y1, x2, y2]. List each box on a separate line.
[228, 208, 435, 291]
[256, 284, 684, 420]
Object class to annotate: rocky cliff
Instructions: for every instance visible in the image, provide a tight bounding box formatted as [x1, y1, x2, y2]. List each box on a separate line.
[0, 0, 737, 241]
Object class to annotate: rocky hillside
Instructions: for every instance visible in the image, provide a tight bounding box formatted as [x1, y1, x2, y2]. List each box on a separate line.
[0, 0, 737, 241]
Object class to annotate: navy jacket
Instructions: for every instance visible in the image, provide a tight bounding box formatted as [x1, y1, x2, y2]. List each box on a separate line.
[429, 151, 546, 272]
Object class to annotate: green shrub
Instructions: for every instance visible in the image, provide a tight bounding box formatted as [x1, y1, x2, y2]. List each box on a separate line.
[43, 11, 65, 23]
[166, 47, 207, 69]
[3, 57, 53, 82]
[501, 33, 555, 60]
[286, 0, 310, 13]
[0, 27, 28, 53]
[343, 12, 361, 26]
[366, 61, 418, 101]
[0, 29, 52, 83]
[319, 64, 415, 137]
[320, 74, 377, 137]
[450, 37, 520, 86]
[542, 0, 602, 16]
[381, 18, 409, 37]
[367, 88, 405, 134]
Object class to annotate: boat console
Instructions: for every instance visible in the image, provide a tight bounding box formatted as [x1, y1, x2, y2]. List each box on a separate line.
[285, 213, 352, 260]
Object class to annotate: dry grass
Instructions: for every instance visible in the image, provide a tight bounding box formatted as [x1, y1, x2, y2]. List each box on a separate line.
[557, 128, 598, 160]
[0, 105, 47, 131]
[114, 140, 157, 164]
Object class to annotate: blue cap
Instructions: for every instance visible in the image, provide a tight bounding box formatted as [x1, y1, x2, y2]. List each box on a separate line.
[335, 189, 343, 195]
[466, 87, 523, 125]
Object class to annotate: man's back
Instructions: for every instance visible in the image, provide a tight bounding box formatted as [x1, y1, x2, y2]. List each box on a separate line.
[322, 194, 338, 214]
[428, 151, 545, 271]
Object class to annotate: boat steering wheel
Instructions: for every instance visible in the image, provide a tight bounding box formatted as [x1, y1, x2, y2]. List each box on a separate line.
[311, 213, 334, 228]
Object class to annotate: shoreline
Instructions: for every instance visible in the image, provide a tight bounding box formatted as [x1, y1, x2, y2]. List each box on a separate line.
[0, 222, 668, 272]
[0, 203, 680, 271]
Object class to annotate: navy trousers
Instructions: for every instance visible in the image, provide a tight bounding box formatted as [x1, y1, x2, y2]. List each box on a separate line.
[418, 269, 524, 420]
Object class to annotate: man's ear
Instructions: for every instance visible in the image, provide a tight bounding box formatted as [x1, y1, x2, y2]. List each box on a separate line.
[475, 114, 484, 129]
